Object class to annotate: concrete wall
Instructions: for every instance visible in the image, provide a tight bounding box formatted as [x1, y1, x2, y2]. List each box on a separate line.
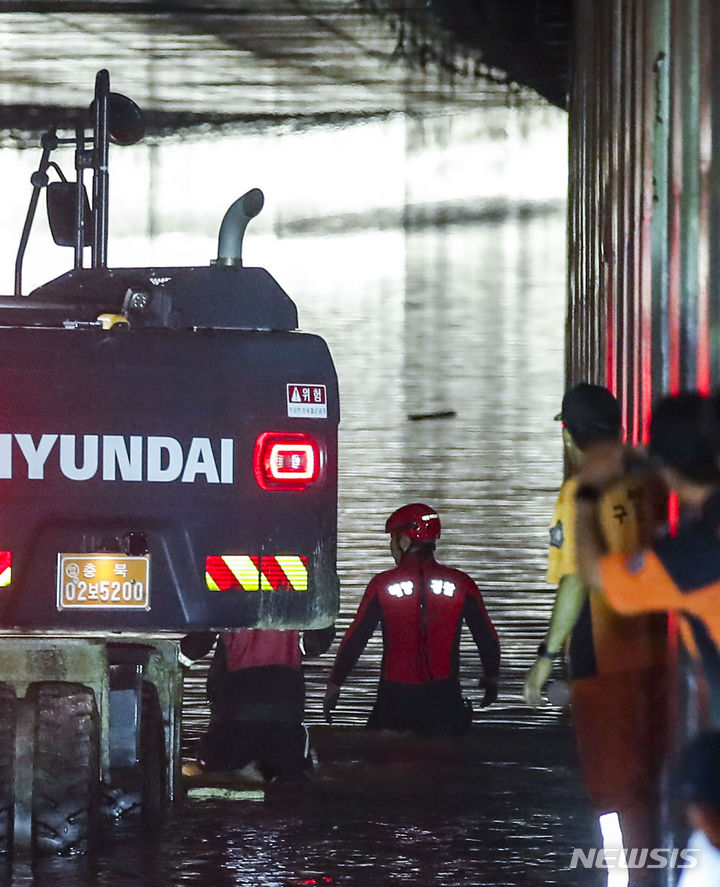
[568, 0, 719, 442]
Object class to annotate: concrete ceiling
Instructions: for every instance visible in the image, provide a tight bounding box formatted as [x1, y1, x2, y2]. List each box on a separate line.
[0, 0, 569, 142]
[0, 1, 567, 142]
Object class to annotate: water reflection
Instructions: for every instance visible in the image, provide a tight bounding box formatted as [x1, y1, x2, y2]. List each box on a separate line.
[293, 214, 570, 729]
[7, 727, 599, 886]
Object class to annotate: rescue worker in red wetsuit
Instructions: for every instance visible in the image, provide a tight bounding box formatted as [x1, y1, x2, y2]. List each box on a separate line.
[323, 504, 500, 735]
[181, 625, 334, 780]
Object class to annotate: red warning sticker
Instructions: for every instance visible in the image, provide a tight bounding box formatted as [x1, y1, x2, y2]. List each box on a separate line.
[286, 384, 327, 419]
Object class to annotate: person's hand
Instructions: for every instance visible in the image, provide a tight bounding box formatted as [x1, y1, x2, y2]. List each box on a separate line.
[478, 676, 498, 708]
[323, 682, 341, 723]
[523, 657, 553, 708]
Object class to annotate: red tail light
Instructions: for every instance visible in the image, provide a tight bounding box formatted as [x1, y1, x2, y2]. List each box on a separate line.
[253, 432, 324, 491]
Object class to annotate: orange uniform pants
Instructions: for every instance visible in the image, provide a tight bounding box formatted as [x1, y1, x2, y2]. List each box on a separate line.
[570, 664, 669, 851]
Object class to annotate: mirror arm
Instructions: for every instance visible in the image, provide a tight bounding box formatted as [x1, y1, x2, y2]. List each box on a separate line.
[14, 129, 57, 297]
[47, 161, 66, 183]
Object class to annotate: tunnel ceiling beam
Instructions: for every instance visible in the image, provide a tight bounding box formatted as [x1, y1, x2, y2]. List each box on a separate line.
[0, 1, 571, 139]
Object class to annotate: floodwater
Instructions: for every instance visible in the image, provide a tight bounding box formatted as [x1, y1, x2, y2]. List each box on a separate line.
[0, 109, 605, 885]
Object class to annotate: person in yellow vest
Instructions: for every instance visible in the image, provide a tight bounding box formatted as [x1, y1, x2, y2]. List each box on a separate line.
[523, 383, 668, 885]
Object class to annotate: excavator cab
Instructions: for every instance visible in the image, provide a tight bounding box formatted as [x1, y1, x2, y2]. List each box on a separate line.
[0, 70, 339, 855]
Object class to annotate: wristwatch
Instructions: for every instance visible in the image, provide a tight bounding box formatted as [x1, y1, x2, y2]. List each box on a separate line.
[537, 641, 561, 660]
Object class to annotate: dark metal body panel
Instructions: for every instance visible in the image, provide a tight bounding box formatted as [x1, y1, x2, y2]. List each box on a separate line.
[17, 265, 300, 331]
[0, 324, 339, 632]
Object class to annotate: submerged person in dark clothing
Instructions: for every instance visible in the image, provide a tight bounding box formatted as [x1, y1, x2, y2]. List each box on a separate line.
[182, 625, 334, 780]
[323, 504, 500, 735]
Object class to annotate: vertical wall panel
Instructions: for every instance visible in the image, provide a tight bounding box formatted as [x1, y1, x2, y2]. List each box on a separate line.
[568, 0, 717, 845]
[639, 1, 656, 440]
[667, 0, 683, 395]
[710, 1, 720, 385]
[679, 0, 702, 390]
[697, 0, 712, 393]
[650, 0, 671, 405]
[569, 0, 714, 438]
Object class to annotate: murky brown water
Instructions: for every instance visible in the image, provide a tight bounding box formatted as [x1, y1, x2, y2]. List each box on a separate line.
[0, 128, 604, 884]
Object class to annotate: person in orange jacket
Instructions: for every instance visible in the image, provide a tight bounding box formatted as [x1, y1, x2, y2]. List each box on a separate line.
[577, 391, 720, 723]
[525, 383, 669, 886]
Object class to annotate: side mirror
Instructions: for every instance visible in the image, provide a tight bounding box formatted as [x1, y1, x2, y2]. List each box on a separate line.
[89, 92, 145, 146]
[47, 181, 94, 248]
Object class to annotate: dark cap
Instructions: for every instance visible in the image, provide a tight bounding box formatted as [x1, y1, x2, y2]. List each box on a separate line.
[555, 383, 622, 448]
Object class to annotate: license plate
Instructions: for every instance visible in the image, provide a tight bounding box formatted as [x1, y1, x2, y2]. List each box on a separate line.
[57, 554, 150, 610]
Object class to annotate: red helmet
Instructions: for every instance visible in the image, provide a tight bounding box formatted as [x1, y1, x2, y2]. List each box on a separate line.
[385, 503, 441, 541]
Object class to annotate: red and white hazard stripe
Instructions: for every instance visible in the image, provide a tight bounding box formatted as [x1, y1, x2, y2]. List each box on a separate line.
[0, 550, 10, 587]
[205, 555, 308, 592]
